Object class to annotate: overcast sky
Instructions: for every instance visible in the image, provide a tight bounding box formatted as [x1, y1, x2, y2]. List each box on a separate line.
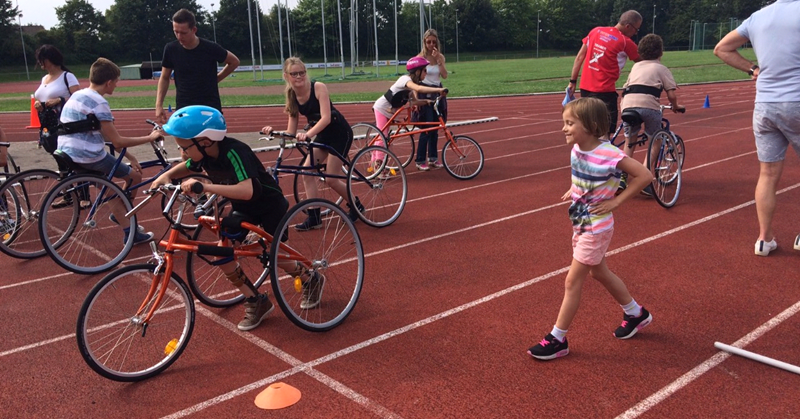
[18, 0, 294, 30]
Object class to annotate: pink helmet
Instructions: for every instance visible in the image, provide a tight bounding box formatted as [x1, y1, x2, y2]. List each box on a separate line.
[406, 56, 429, 72]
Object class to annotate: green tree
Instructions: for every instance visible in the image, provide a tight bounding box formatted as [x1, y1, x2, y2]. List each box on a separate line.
[491, 0, 535, 50]
[0, 0, 24, 63]
[53, 0, 109, 61]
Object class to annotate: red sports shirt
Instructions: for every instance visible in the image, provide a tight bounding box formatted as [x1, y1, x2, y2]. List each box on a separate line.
[579, 26, 640, 93]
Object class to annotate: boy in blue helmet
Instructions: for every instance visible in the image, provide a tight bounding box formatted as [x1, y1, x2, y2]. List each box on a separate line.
[151, 105, 323, 331]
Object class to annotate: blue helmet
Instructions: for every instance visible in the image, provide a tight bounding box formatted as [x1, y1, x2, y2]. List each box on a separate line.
[163, 105, 227, 142]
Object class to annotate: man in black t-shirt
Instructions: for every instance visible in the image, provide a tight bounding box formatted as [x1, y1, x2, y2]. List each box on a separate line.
[155, 8, 239, 124]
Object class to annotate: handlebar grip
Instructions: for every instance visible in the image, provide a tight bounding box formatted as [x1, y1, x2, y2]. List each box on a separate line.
[442, 88, 449, 94]
[677, 107, 686, 113]
[191, 182, 204, 194]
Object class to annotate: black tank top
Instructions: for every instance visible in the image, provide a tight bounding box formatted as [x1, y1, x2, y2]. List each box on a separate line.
[295, 81, 348, 132]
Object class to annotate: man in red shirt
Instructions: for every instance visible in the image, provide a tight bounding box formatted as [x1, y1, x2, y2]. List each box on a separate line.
[568, 11, 643, 136]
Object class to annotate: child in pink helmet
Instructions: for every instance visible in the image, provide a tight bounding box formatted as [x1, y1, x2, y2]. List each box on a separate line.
[371, 57, 447, 168]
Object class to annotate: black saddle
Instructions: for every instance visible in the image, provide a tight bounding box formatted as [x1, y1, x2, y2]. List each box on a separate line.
[621, 109, 643, 126]
[51, 150, 103, 176]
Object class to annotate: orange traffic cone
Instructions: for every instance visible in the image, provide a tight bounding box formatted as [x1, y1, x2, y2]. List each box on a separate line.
[254, 382, 301, 410]
[26, 95, 40, 129]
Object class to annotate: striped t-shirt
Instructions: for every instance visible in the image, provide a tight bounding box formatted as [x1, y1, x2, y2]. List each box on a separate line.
[58, 88, 114, 164]
[568, 141, 625, 234]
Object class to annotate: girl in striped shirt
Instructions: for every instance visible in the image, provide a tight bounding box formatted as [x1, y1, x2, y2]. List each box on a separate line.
[528, 97, 654, 361]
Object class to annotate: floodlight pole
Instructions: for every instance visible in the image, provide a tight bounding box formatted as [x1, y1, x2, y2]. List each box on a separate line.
[455, 8, 459, 63]
[536, 11, 540, 58]
[256, 0, 264, 79]
[18, 12, 29, 80]
[211, 3, 217, 43]
[321, 0, 328, 75]
[246, 0, 256, 80]
[652, 4, 656, 34]
[373, 0, 379, 77]
[278, 1, 284, 63]
[336, 0, 345, 78]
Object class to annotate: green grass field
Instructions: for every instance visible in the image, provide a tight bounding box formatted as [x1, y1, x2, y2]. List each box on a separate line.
[0, 49, 756, 112]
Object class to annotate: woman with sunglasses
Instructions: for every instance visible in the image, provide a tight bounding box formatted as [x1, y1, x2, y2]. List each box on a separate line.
[261, 57, 361, 231]
[415, 29, 449, 170]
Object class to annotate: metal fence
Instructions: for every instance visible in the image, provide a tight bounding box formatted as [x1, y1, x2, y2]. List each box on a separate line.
[690, 19, 743, 51]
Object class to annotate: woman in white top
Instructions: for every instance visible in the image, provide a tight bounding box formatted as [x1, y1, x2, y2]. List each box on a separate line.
[415, 29, 448, 170]
[33, 45, 80, 152]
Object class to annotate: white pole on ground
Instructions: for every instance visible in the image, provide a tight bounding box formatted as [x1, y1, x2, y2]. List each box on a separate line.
[714, 342, 800, 375]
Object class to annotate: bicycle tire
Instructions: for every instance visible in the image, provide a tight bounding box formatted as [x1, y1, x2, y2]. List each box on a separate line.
[185, 205, 272, 308]
[76, 264, 195, 382]
[647, 130, 682, 208]
[387, 125, 416, 169]
[269, 199, 364, 332]
[347, 145, 408, 228]
[349, 122, 388, 161]
[0, 180, 20, 245]
[1, 153, 20, 181]
[0, 169, 63, 259]
[39, 174, 136, 274]
[442, 135, 484, 180]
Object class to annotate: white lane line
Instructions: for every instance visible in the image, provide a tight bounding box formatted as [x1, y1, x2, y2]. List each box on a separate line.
[160, 182, 800, 418]
[160, 305, 402, 419]
[616, 299, 800, 419]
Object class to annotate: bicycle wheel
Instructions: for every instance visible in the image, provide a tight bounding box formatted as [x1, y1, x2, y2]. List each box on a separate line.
[350, 122, 388, 161]
[270, 199, 364, 332]
[1, 153, 20, 181]
[647, 130, 682, 208]
[672, 132, 686, 168]
[387, 125, 416, 169]
[347, 145, 408, 228]
[76, 264, 195, 382]
[0, 169, 61, 259]
[292, 172, 344, 216]
[185, 207, 272, 308]
[442, 135, 484, 180]
[161, 174, 214, 229]
[39, 174, 136, 274]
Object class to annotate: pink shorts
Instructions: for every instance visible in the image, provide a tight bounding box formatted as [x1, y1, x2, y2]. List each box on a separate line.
[572, 228, 614, 266]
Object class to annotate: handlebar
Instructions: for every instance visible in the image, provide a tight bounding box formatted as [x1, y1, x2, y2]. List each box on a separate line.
[661, 105, 686, 113]
[125, 184, 178, 219]
[258, 130, 298, 149]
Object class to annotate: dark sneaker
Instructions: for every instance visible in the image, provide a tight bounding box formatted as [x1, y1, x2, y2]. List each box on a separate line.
[110, 214, 146, 234]
[527, 334, 569, 360]
[294, 208, 322, 231]
[613, 307, 653, 339]
[238, 293, 274, 331]
[123, 227, 155, 245]
[347, 198, 365, 222]
[293, 216, 322, 231]
[617, 173, 628, 195]
[300, 272, 326, 309]
[640, 185, 654, 197]
[794, 234, 800, 251]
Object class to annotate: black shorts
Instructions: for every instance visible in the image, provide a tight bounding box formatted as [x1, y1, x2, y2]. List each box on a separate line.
[580, 90, 619, 134]
[315, 122, 354, 157]
[231, 196, 290, 242]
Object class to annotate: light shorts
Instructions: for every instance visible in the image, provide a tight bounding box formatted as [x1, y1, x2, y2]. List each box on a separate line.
[753, 102, 800, 163]
[78, 152, 131, 179]
[572, 228, 614, 266]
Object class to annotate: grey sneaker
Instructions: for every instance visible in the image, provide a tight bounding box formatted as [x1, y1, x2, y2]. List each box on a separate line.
[238, 293, 274, 331]
[300, 272, 326, 309]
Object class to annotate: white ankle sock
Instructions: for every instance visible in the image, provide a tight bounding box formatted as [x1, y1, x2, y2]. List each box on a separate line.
[621, 299, 642, 317]
[550, 326, 568, 342]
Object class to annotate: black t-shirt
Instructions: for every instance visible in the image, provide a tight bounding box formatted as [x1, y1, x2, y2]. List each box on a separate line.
[162, 38, 227, 111]
[185, 137, 285, 216]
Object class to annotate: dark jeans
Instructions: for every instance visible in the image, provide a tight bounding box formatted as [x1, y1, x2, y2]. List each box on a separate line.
[415, 104, 439, 163]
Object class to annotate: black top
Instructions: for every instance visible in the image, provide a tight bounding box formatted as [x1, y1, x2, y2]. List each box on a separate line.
[185, 137, 284, 215]
[296, 81, 349, 131]
[162, 38, 228, 111]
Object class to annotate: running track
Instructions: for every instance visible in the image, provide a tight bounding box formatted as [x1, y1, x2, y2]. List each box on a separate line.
[1, 81, 799, 418]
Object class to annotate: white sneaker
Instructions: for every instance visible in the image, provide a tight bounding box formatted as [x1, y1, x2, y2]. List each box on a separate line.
[794, 234, 800, 251]
[754, 239, 777, 256]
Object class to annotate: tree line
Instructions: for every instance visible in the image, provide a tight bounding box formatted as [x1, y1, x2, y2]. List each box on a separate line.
[1, 0, 772, 68]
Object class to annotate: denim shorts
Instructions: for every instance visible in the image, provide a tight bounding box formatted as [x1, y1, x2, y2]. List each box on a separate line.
[79, 153, 131, 178]
[753, 102, 800, 163]
[622, 107, 663, 139]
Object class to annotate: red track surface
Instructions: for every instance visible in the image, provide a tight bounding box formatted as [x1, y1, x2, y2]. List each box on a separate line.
[2, 82, 799, 418]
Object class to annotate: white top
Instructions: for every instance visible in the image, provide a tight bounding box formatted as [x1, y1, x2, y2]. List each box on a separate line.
[737, 0, 800, 102]
[34, 71, 79, 102]
[373, 75, 412, 118]
[423, 64, 442, 86]
[58, 88, 114, 164]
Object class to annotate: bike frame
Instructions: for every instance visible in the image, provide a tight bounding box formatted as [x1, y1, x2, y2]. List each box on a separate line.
[371, 98, 467, 158]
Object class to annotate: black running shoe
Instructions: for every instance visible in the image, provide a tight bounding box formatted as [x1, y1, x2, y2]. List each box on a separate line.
[527, 334, 569, 360]
[613, 307, 653, 339]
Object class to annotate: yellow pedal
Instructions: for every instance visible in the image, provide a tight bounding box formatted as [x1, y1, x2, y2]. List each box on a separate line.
[164, 338, 178, 355]
[294, 277, 303, 293]
[389, 168, 396, 176]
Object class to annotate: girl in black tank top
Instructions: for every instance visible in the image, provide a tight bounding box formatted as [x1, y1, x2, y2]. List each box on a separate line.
[260, 57, 361, 231]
